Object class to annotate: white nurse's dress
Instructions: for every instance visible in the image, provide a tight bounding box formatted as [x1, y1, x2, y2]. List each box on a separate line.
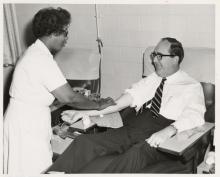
[3, 39, 67, 175]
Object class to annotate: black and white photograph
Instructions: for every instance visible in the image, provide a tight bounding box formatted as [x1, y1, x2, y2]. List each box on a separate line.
[1, 0, 218, 175]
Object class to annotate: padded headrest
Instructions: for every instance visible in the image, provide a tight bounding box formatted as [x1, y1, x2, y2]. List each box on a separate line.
[143, 47, 215, 84]
[55, 48, 100, 80]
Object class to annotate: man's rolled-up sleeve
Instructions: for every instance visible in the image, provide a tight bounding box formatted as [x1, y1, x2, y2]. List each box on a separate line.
[124, 78, 150, 111]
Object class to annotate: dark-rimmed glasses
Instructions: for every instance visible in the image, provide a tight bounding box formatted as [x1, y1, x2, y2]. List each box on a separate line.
[150, 52, 176, 61]
[60, 29, 68, 37]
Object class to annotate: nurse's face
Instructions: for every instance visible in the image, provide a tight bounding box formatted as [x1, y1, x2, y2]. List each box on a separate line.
[51, 27, 68, 53]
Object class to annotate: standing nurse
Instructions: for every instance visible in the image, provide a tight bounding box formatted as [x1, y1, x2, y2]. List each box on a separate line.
[3, 7, 114, 175]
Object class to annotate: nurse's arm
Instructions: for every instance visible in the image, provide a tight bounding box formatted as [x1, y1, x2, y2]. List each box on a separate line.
[51, 83, 115, 110]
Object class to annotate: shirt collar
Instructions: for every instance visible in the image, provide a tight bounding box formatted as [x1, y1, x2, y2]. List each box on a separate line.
[155, 69, 182, 83]
[166, 69, 182, 82]
[35, 39, 53, 58]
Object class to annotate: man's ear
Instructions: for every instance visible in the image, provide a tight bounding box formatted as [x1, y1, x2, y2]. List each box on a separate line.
[174, 56, 180, 64]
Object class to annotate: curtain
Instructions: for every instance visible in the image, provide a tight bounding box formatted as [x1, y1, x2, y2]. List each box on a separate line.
[3, 4, 22, 65]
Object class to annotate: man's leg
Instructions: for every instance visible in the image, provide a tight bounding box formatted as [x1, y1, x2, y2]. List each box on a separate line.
[103, 141, 169, 173]
[119, 107, 137, 126]
[46, 126, 131, 173]
[101, 109, 175, 173]
[47, 109, 174, 173]
[79, 109, 174, 173]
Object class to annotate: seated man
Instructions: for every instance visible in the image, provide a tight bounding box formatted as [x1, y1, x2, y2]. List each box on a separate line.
[46, 37, 206, 173]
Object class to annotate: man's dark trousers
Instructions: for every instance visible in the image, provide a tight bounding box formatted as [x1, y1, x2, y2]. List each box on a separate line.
[46, 108, 174, 173]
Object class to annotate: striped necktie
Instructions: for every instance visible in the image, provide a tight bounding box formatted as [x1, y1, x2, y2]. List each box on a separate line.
[150, 78, 167, 118]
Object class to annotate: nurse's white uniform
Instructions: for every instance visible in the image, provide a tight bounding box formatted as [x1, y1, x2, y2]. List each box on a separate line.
[3, 39, 67, 175]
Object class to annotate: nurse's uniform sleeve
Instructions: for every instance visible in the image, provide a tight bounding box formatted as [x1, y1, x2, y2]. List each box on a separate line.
[41, 59, 67, 92]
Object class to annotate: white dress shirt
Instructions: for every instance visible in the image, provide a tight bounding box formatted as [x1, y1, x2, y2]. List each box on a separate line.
[125, 70, 206, 132]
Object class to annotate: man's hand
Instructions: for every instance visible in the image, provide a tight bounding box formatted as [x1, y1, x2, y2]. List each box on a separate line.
[97, 97, 116, 110]
[61, 110, 88, 125]
[146, 125, 177, 148]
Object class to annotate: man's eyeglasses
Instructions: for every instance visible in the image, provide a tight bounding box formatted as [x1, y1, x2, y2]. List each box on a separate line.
[150, 52, 176, 61]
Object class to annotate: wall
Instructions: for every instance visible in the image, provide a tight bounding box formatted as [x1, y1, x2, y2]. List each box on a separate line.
[97, 4, 215, 98]
[14, 4, 215, 98]
[15, 4, 97, 51]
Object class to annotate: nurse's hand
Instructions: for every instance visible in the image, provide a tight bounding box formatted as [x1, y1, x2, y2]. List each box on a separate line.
[97, 97, 116, 110]
[61, 110, 85, 124]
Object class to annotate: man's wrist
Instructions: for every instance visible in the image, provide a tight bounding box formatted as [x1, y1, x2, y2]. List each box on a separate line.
[169, 124, 178, 137]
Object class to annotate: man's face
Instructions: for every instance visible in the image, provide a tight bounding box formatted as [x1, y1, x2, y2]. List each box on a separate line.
[151, 40, 177, 76]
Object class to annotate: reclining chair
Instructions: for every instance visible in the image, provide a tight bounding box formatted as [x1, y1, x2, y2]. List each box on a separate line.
[78, 47, 215, 173]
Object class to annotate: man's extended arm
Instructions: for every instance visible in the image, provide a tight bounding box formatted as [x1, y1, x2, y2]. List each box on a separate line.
[61, 93, 133, 125]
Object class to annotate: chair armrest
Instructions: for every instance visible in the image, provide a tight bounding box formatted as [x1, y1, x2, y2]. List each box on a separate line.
[158, 122, 214, 156]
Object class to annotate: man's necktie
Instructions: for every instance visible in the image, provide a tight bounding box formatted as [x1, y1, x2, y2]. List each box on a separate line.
[150, 78, 167, 118]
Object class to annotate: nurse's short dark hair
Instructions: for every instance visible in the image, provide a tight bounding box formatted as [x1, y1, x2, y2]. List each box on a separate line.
[162, 37, 184, 64]
[32, 7, 71, 38]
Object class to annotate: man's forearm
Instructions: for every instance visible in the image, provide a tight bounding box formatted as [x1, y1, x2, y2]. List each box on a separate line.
[87, 104, 121, 116]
